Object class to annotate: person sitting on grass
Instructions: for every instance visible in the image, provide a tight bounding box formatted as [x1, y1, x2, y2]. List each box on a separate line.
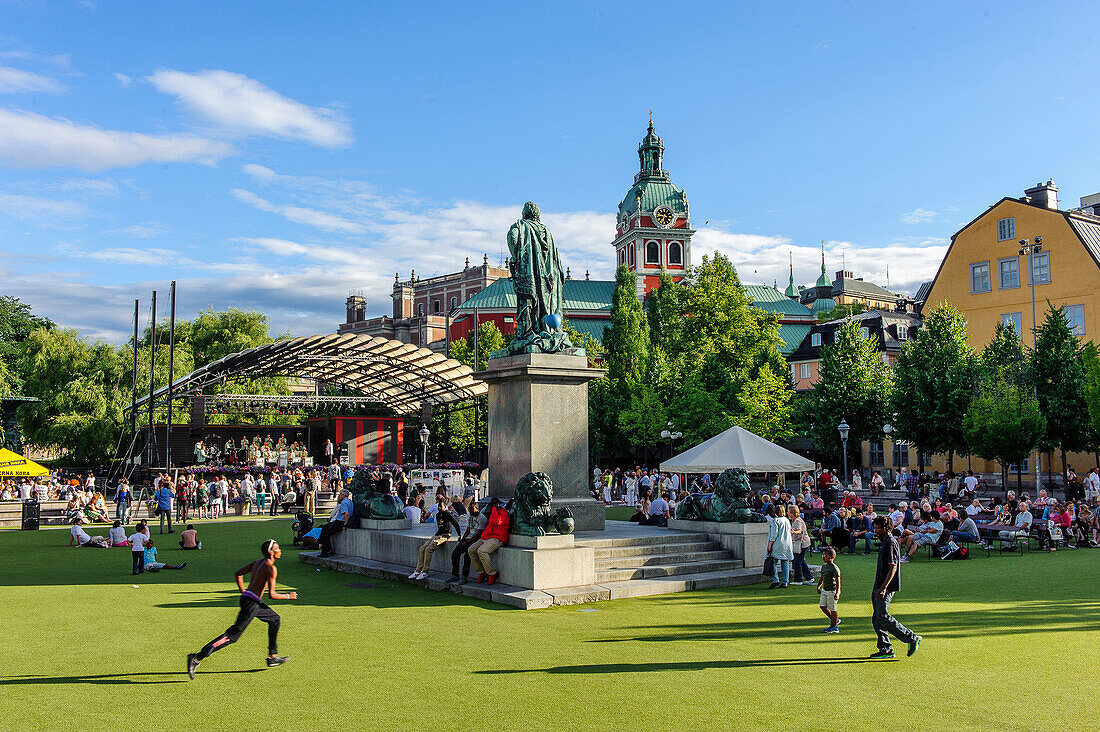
[108, 520, 128, 547]
[68, 519, 109, 548]
[899, 510, 943, 562]
[180, 524, 199, 550]
[143, 540, 187, 572]
[299, 527, 322, 550]
[817, 546, 841, 633]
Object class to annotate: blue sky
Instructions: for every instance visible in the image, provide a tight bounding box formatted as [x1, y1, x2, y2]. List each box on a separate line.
[2, 1, 1099, 339]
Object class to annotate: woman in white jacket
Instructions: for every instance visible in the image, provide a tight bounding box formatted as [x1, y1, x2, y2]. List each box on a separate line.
[768, 504, 794, 589]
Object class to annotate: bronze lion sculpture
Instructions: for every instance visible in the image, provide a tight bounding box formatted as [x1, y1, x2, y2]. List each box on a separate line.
[349, 469, 404, 521]
[508, 472, 573, 536]
[674, 468, 764, 523]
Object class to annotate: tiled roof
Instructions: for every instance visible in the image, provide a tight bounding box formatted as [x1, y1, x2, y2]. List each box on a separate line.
[1068, 213, 1100, 265]
[744, 285, 816, 317]
[913, 280, 932, 303]
[566, 317, 610, 344]
[833, 276, 899, 300]
[456, 277, 614, 313]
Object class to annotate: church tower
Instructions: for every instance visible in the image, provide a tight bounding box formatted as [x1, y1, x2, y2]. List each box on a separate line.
[612, 117, 694, 299]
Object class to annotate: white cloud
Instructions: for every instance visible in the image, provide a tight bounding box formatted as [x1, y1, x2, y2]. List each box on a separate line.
[85, 247, 187, 265]
[113, 72, 131, 87]
[0, 66, 64, 93]
[231, 188, 367, 233]
[0, 193, 88, 218]
[900, 207, 938, 224]
[0, 109, 233, 171]
[112, 222, 171, 238]
[148, 69, 352, 147]
[242, 163, 279, 183]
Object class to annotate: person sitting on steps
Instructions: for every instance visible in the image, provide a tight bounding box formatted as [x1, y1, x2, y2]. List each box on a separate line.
[468, 497, 510, 586]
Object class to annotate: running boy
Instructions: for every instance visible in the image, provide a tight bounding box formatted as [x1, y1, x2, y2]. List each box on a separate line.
[817, 546, 841, 633]
[187, 539, 297, 679]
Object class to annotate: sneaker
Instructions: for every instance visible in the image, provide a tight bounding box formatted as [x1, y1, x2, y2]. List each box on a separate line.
[868, 649, 895, 659]
[835, 618, 842, 626]
[476, 573, 486, 584]
[178, 563, 187, 569]
[407, 571, 418, 579]
[449, 574, 460, 582]
[779, 584, 788, 588]
[824, 625, 839, 634]
[768, 582, 780, 589]
[187, 653, 199, 680]
[802, 580, 817, 586]
[415, 572, 427, 580]
[486, 573, 498, 586]
[899, 556, 910, 563]
[907, 636, 921, 657]
[266, 655, 288, 667]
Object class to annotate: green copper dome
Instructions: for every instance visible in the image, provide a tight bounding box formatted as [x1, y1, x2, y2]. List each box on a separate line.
[812, 297, 836, 313]
[618, 120, 687, 218]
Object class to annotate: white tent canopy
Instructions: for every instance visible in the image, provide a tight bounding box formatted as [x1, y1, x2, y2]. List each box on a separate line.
[659, 426, 815, 474]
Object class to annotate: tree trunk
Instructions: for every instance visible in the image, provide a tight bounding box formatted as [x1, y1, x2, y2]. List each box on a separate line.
[1001, 464, 1008, 491]
[1016, 465, 1022, 491]
[948, 450, 954, 473]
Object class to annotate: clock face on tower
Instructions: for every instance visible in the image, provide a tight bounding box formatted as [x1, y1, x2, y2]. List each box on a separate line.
[653, 205, 674, 228]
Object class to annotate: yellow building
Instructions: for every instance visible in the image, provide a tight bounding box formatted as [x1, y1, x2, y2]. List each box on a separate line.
[923, 181, 1100, 348]
[917, 180, 1100, 484]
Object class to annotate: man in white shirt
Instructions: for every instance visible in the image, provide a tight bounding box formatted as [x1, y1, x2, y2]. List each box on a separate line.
[962, 471, 979, 497]
[965, 499, 984, 517]
[1086, 468, 1100, 503]
[18, 481, 31, 501]
[68, 520, 108, 548]
[324, 439, 334, 465]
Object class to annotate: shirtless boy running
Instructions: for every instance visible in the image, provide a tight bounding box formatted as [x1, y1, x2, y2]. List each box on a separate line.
[187, 539, 298, 679]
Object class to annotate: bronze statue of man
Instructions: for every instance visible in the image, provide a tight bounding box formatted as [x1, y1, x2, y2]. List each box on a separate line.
[505, 201, 572, 355]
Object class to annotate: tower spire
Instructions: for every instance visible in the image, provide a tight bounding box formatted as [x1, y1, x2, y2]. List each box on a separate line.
[783, 251, 798, 299]
[816, 241, 831, 287]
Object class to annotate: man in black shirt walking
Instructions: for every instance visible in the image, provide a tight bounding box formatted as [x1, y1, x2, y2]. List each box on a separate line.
[870, 516, 921, 659]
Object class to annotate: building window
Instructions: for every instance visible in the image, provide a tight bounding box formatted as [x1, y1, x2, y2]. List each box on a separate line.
[997, 217, 1016, 241]
[860, 327, 870, 340]
[1064, 304, 1086, 336]
[645, 241, 660, 264]
[433, 300, 440, 314]
[1000, 312, 1022, 337]
[897, 326, 908, 341]
[668, 242, 683, 265]
[892, 441, 909, 467]
[790, 364, 798, 382]
[450, 297, 457, 310]
[628, 246, 635, 267]
[417, 303, 424, 316]
[811, 332, 822, 347]
[1030, 252, 1051, 285]
[970, 261, 991, 293]
[869, 439, 885, 467]
[998, 257, 1019, 289]
[504, 316, 514, 324]
[1007, 457, 1030, 474]
[799, 363, 812, 380]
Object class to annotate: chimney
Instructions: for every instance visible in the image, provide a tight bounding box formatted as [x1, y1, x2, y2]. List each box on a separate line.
[835, 270, 854, 281]
[1025, 179, 1059, 210]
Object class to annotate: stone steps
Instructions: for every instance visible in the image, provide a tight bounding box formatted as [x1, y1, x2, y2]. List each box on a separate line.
[593, 540, 717, 559]
[595, 557, 744, 583]
[595, 548, 734, 569]
[579, 532, 713, 549]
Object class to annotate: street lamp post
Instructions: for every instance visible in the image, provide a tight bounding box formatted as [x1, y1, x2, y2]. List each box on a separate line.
[1019, 236, 1043, 492]
[838, 419, 850, 490]
[660, 421, 683, 459]
[418, 424, 430, 469]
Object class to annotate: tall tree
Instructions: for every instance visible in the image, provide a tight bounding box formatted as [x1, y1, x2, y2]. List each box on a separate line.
[963, 378, 1045, 489]
[891, 303, 976, 468]
[606, 265, 649, 385]
[18, 328, 127, 463]
[1032, 303, 1091, 474]
[801, 318, 893, 467]
[1081, 344, 1100, 461]
[0, 295, 54, 392]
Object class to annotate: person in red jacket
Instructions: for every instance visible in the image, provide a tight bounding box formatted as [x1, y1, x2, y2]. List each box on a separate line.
[468, 497, 510, 585]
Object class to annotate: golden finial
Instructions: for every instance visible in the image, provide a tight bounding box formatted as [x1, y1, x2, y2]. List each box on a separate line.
[649, 109, 653, 126]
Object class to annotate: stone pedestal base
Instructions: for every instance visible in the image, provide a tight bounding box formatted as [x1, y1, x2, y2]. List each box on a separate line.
[358, 518, 413, 530]
[332, 526, 594, 590]
[667, 519, 769, 569]
[477, 353, 606, 531]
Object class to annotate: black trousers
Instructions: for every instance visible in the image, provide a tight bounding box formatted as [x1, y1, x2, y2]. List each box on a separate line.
[451, 536, 477, 577]
[132, 551, 144, 574]
[197, 595, 279, 660]
[318, 520, 345, 555]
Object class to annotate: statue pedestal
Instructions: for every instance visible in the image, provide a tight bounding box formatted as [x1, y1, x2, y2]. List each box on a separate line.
[358, 518, 413, 530]
[667, 519, 769, 569]
[477, 353, 606, 531]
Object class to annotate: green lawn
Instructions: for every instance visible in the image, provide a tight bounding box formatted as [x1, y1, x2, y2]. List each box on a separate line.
[1, 517, 1094, 730]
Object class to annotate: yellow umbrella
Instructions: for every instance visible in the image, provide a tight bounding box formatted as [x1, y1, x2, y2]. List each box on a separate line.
[0, 448, 49, 477]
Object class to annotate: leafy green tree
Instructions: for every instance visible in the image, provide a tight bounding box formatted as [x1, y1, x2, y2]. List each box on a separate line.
[18, 328, 127, 463]
[1081, 344, 1100, 459]
[981, 320, 1028, 385]
[0, 295, 54, 392]
[439, 321, 507, 457]
[645, 270, 685, 356]
[818, 301, 868, 323]
[891, 303, 976, 469]
[963, 377, 1045, 489]
[1032, 303, 1091, 474]
[606, 265, 649, 385]
[801, 318, 892, 467]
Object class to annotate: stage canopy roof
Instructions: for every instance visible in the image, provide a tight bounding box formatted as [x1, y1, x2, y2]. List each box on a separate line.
[659, 426, 815, 473]
[132, 333, 487, 415]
